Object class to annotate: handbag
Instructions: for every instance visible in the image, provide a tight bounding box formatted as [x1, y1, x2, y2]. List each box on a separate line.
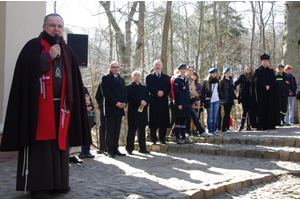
[204, 98, 211, 109]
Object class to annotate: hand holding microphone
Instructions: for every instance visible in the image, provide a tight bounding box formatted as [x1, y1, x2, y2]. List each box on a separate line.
[49, 35, 61, 59]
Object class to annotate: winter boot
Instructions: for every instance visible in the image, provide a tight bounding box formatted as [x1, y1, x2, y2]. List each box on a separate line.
[239, 117, 246, 131]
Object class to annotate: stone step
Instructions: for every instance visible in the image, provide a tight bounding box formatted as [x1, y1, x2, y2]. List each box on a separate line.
[136, 141, 300, 161]
[166, 134, 300, 148]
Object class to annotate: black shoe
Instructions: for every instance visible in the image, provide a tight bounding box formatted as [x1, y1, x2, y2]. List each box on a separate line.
[246, 126, 252, 131]
[50, 186, 71, 194]
[108, 152, 115, 158]
[115, 150, 126, 156]
[97, 149, 105, 154]
[139, 149, 150, 154]
[69, 156, 83, 164]
[127, 151, 133, 155]
[86, 153, 95, 158]
[238, 126, 243, 131]
[152, 142, 156, 145]
[160, 141, 166, 145]
[31, 190, 51, 199]
[78, 153, 86, 159]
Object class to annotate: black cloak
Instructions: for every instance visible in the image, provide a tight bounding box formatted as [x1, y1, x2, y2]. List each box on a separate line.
[250, 66, 280, 129]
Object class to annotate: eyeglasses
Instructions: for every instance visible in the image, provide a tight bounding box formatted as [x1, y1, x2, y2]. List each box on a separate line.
[111, 66, 120, 69]
[44, 23, 64, 29]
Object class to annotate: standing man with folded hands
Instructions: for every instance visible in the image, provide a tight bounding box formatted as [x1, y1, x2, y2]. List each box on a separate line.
[102, 61, 127, 158]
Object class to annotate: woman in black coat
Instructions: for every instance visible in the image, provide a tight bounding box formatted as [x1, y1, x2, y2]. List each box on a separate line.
[219, 67, 235, 133]
[234, 66, 253, 131]
[126, 71, 150, 154]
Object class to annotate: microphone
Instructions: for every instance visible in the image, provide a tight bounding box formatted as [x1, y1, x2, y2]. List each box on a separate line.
[55, 35, 60, 45]
[54, 35, 60, 58]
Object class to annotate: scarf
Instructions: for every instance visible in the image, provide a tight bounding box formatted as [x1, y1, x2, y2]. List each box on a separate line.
[35, 31, 72, 150]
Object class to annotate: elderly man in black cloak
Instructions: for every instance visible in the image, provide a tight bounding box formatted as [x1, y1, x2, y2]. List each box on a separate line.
[250, 54, 280, 130]
[146, 60, 171, 144]
[0, 13, 91, 198]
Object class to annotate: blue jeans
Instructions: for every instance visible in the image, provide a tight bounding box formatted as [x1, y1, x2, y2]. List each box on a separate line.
[207, 100, 220, 134]
[285, 96, 296, 124]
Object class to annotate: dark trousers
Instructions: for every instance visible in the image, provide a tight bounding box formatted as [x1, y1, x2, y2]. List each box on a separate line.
[175, 117, 186, 139]
[150, 128, 166, 143]
[279, 96, 288, 121]
[106, 114, 122, 154]
[169, 102, 176, 130]
[222, 104, 233, 131]
[186, 108, 206, 134]
[81, 145, 91, 155]
[126, 126, 147, 153]
[99, 111, 107, 151]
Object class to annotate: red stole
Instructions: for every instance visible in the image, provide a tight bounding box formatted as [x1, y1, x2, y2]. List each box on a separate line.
[36, 39, 71, 150]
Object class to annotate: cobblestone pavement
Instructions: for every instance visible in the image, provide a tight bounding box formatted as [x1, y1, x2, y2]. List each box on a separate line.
[0, 125, 300, 199]
[212, 173, 300, 199]
[0, 149, 300, 199]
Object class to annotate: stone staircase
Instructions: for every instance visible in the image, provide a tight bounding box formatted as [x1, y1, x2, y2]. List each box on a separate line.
[140, 132, 300, 162]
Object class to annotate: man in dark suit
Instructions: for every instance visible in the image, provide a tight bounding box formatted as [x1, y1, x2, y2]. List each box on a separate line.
[102, 61, 127, 158]
[146, 60, 171, 144]
[126, 71, 150, 154]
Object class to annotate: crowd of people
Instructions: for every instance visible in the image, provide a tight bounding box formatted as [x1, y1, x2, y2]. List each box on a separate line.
[0, 13, 299, 198]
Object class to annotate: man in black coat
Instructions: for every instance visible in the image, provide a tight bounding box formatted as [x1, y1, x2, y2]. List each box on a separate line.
[102, 61, 127, 158]
[0, 14, 91, 198]
[126, 71, 150, 154]
[250, 54, 280, 130]
[146, 60, 171, 144]
[95, 82, 107, 152]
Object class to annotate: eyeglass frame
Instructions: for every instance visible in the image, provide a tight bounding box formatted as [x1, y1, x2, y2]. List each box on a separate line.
[44, 23, 64, 29]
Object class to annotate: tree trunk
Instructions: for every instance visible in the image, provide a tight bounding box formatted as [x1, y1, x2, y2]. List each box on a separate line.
[134, 1, 145, 73]
[195, 1, 204, 73]
[213, 2, 219, 69]
[283, 1, 300, 124]
[249, 1, 255, 68]
[126, 2, 138, 74]
[161, 1, 172, 74]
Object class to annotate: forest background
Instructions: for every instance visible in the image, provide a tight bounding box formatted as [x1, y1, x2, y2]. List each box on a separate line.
[47, 1, 300, 143]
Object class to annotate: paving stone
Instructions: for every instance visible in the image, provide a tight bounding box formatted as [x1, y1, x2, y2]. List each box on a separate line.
[195, 137, 206, 143]
[214, 137, 223, 144]
[264, 151, 279, 160]
[279, 151, 290, 161]
[284, 139, 296, 147]
[151, 145, 161, 151]
[216, 149, 229, 156]
[231, 138, 240, 144]
[223, 137, 231, 144]
[226, 182, 242, 191]
[273, 139, 284, 146]
[230, 149, 245, 157]
[189, 190, 204, 199]
[240, 138, 247, 144]
[203, 189, 214, 198]
[214, 186, 226, 195]
[160, 145, 168, 152]
[296, 140, 300, 147]
[202, 147, 216, 155]
[206, 137, 215, 143]
[247, 138, 259, 145]
[245, 150, 262, 158]
[189, 145, 201, 153]
[168, 145, 179, 152]
[260, 138, 273, 146]
[290, 152, 300, 161]
[178, 145, 190, 153]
